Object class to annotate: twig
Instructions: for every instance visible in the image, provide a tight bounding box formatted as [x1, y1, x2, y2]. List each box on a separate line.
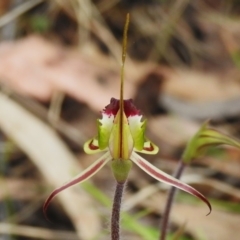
[48, 91, 65, 123]
[0, 0, 44, 28]
[160, 160, 185, 240]
[153, 0, 190, 61]
[0, 223, 79, 240]
[0, 87, 86, 146]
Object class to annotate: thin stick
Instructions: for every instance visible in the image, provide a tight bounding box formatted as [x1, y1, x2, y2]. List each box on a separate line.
[0, 0, 43, 28]
[111, 182, 125, 240]
[159, 161, 185, 240]
[0, 223, 78, 240]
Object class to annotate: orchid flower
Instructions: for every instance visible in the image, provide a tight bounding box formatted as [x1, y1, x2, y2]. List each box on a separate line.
[43, 97, 211, 215]
[43, 15, 211, 217]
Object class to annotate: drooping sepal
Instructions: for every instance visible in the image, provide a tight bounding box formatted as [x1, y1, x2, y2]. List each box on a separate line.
[182, 121, 240, 164]
[43, 152, 112, 218]
[131, 152, 211, 215]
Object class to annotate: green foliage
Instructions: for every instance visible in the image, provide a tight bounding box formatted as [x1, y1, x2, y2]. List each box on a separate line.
[83, 181, 192, 239]
[182, 121, 240, 164]
[30, 15, 51, 33]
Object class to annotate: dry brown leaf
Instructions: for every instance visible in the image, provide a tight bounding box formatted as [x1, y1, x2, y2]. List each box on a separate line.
[0, 0, 10, 15]
[0, 92, 101, 240]
[143, 192, 240, 240]
[0, 178, 41, 201]
[0, 35, 139, 112]
[162, 68, 240, 102]
[0, 36, 58, 100]
[0, 223, 79, 240]
[148, 115, 199, 147]
[160, 68, 240, 119]
[196, 156, 240, 179]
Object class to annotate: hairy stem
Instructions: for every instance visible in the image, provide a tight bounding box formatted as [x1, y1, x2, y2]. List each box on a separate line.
[111, 182, 125, 240]
[159, 160, 185, 240]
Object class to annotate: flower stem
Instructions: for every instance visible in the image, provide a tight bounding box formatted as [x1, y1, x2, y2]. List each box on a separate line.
[159, 160, 185, 240]
[111, 181, 125, 240]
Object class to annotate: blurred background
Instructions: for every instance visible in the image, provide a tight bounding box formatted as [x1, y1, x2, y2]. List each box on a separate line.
[0, 0, 240, 239]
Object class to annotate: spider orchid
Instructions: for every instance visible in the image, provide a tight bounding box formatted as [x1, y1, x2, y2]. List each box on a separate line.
[43, 97, 211, 215]
[43, 15, 211, 216]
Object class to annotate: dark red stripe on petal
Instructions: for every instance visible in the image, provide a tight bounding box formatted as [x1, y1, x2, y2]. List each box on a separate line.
[43, 159, 106, 220]
[89, 140, 99, 150]
[143, 143, 154, 152]
[137, 158, 212, 215]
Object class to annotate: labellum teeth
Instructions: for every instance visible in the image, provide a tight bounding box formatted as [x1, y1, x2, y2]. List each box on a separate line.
[103, 98, 140, 118]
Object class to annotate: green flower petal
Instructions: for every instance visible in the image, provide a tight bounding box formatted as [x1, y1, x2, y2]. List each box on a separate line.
[128, 115, 146, 150]
[128, 115, 159, 154]
[98, 114, 114, 150]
